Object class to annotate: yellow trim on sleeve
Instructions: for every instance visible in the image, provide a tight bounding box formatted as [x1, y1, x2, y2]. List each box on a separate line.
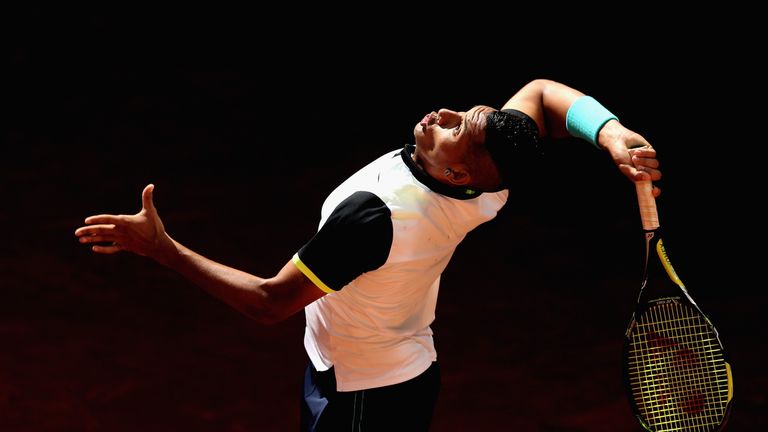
[292, 253, 336, 294]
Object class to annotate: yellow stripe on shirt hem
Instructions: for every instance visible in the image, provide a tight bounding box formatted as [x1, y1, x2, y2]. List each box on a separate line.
[292, 253, 336, 294]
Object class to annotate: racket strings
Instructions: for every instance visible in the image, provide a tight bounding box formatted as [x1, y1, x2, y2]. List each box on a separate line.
[627, 303, 730, 431]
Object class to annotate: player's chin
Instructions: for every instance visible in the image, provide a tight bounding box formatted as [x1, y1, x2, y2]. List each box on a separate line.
[413, 132, 434, 152]
[413, 123, 424, 138]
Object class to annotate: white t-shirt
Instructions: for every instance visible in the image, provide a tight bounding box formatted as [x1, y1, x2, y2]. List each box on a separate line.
[292, 146, 508, 391]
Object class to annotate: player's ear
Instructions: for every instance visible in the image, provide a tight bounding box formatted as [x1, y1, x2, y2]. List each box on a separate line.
[444, 166, 470, 185]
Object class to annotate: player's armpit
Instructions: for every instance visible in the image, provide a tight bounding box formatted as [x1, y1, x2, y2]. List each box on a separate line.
[257, 260, 327, 324]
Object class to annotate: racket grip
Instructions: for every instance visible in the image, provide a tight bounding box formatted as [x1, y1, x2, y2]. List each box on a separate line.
[635, 180, 659, 230]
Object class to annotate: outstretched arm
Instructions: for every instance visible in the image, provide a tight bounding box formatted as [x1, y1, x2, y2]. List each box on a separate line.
[503, 79, 661, 196]
[74, 184, 324, 324]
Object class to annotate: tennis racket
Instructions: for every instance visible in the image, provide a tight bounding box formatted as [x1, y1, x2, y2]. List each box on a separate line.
[623, 180, 734, 431]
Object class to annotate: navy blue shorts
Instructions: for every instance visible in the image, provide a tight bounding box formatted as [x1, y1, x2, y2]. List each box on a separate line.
[301, 361, 440, 431]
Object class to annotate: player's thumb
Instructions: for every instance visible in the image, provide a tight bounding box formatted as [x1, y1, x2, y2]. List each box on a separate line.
[141, 184, 156, 212]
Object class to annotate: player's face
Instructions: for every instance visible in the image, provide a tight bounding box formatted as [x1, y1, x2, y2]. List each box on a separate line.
[412, 105, 494, 181]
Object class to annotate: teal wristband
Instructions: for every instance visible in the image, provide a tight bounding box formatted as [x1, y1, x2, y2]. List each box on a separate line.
[565, 96, 618, 148]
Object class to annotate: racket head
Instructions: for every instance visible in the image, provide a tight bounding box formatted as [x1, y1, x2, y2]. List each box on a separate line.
[623, 233, 734, 431]
[627, 181, 735, 430]
[624, 300, 734, 431]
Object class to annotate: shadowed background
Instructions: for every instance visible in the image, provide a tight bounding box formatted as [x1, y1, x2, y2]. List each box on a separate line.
[3, 7, 765, 431]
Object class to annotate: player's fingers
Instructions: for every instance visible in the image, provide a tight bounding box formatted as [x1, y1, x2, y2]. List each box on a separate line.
[637, 164, 662, 182]
[91, 244, 122, 254]
[619, 163, 651, 182]
[75, 224, 116, 237]
[629, 151, 661, 183]
[141, 184, 156, 212]
[84, 214, 125, 225]
[77, 234, 115, 244]
[631, 155, 659, 170]
[628, 146, 656, 159]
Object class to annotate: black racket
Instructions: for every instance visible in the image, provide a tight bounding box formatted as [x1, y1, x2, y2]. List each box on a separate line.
[623, 180, 734, 431]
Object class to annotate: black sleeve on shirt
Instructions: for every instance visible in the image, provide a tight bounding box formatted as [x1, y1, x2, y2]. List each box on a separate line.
[297, 191, 393, 291]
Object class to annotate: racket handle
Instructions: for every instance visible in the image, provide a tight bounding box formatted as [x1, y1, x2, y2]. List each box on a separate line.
[635, 180, 659, 230]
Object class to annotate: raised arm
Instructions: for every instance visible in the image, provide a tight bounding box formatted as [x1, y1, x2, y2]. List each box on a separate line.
[503, 79, 661, 194]
[502, 78, 583, 140]
[74, 184, 324, 324]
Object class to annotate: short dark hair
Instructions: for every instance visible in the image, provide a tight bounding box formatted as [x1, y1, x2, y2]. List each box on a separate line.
[483, 109, 542, 185]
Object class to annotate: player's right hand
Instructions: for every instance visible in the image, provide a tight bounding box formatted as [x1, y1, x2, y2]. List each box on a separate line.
[75, 184, 173, 261]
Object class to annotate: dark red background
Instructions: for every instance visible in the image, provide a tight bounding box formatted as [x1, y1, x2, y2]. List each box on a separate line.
[4, 8, 764, 431]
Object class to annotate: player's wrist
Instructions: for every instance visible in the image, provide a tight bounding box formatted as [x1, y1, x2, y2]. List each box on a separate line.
[152, 233, 181, 268]
[595, 119, 622, 150]
[565, 96, 618, 148]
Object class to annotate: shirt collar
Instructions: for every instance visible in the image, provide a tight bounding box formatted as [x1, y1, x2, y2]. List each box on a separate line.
[400, 144, 483, 200]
